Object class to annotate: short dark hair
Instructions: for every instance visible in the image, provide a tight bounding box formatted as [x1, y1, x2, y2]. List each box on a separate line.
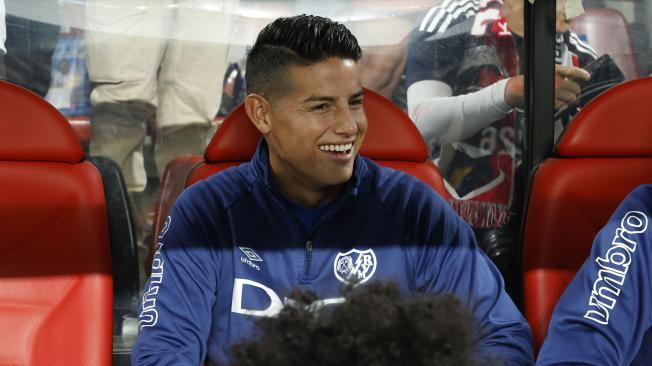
[230, 282, 490, 366]
[245, 14, 362, 99]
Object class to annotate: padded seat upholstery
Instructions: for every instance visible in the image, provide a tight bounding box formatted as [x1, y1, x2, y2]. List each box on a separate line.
[522, 77, 652, 352]
[189, 88, 449, 195]
[0, 81, 113, 365]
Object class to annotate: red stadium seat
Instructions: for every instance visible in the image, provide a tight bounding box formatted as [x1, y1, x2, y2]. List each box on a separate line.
[522, 77, 652, 353]
[189, 88, 449, 192]
[571, 7, 638, 81]
[149, 88, 449, 265]
[147, 155, 204, 268]
[0, 81, 113, 365]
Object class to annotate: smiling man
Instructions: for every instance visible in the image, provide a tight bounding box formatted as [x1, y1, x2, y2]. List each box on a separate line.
[245, 53, 366, 208]
[132, 15, 533, 366]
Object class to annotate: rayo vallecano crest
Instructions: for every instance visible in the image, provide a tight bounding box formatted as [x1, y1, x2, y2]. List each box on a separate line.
[333, 248, 377, 284]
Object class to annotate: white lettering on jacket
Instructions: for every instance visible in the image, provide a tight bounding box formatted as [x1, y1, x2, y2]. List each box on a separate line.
[231, 278, 344, 317]
[139, 242, 165, 329]
[583, 211, 648, 325]
[231, 278, 284, 317]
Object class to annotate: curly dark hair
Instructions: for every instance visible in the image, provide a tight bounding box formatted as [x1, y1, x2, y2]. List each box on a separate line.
[230, 281, 491, 366]
[245, 14, 362, 100]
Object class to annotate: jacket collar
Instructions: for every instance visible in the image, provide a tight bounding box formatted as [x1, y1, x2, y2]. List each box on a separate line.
[251, 138, 366, 199]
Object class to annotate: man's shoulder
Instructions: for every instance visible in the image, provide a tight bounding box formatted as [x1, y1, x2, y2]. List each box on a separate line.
[622, 184, 652, 208]
[609, 184, 652, 232]
[584, 184, 652, 261]
[362, 157, 448, 210]
[602, 184, 652, 226]
[179, 162, 255, 211]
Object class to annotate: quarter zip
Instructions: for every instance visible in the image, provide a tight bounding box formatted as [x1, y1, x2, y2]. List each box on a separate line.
[304, 240, 313, 279]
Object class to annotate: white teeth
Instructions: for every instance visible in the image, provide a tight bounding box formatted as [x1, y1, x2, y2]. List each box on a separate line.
[319, 142, 354, 152]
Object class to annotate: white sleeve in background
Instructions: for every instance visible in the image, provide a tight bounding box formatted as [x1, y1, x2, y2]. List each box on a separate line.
[0, 0, 6, 54]
[407, 78, 513, 150]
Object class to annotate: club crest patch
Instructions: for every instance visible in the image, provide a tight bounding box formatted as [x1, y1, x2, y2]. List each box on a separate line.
[333, 248, 377, 284]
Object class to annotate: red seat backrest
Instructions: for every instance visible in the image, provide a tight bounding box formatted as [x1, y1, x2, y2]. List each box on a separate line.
[522, 77, 652, 353]
[149, 89, 449, 266]
[571, 7, 638, 81]
[188, 88, 449, 198]
[0, 81, 113, 365]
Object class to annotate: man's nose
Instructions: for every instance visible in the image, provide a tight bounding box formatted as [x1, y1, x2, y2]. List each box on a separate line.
[333, 106, 358, 135]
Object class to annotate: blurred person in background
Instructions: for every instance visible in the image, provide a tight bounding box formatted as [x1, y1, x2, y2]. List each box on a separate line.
[84, 0, 236, 193]
[405, 0, 600, 231]
[3, 0, 60, 96]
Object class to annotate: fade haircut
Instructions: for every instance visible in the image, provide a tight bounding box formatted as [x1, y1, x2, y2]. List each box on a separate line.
[245, 15, 362, 100]
[230, 281, 493, 366]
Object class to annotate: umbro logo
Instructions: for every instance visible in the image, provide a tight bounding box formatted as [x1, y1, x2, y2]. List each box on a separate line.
[239, 246, 263, 271]
[240, 247, 263, 262]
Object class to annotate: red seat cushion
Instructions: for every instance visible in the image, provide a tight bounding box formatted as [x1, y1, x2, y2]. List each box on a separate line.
[0, 163, 113, 365]
[523, 158, 652, 350]
[0, 81, 113, 365]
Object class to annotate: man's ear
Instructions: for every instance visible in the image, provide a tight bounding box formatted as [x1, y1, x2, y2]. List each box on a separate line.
[244, 94, 272, 134]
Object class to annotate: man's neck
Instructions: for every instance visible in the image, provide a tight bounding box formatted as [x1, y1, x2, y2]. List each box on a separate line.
[267, 157, 343, 208]
[273, 174, 342, 208]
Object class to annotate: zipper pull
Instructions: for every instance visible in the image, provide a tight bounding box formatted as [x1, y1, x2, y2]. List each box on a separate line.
[304, 240, 314, 279]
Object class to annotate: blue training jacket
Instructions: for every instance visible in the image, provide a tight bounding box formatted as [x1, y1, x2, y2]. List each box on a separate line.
[537, 184, 652, 366]
[132, 141, 533, 366]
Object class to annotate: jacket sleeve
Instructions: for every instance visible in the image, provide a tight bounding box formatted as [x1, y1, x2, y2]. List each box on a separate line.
[132, 186, 221, 366]
[536, 185, 652, 366]
[413, 195, 534, 366]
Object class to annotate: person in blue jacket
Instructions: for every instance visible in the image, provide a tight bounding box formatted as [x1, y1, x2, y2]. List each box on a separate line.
[132, 14, 533, 366]
[537, 184, 652, 365]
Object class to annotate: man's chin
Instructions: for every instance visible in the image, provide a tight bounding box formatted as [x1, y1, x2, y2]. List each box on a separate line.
[320, 170, 354, 187]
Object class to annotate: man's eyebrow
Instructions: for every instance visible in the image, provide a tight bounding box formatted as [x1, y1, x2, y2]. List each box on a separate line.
[301, 95, 337, 103]
[301, 90, 364, 103]
[349, 90, 364, 100]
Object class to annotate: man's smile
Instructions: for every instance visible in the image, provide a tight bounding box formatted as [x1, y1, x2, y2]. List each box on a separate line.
[318, 142, 355, 161]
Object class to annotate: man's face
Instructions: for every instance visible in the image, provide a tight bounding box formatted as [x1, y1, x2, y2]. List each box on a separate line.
[264, 57, 367, 193]
[556, 0, 572, 33]
[506, 0, 577, 33]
